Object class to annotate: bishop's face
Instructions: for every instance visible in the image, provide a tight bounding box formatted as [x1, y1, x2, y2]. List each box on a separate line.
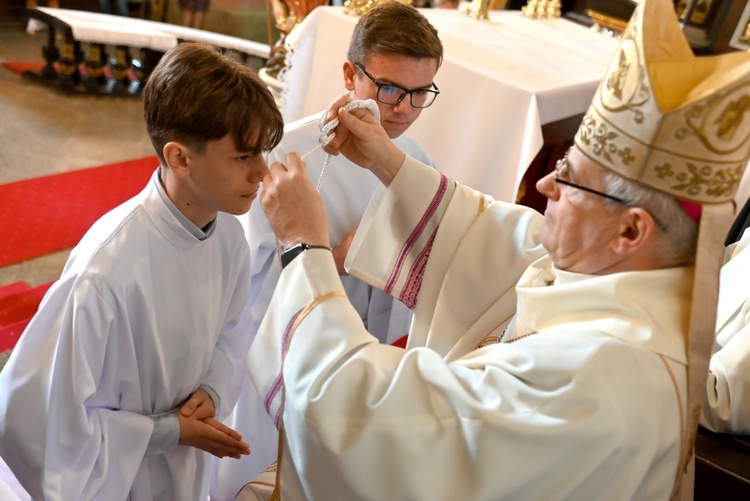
[344, 52, 439, 139]
[535, 147, 628, 275]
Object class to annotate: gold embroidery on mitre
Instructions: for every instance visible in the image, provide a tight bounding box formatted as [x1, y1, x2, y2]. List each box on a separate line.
[715, 96, 750, 143]
[654, 161, 743, 199]
[574, 0, 750, 204]
[599, 36, 650, 124]
[575, 112, 636, 166]
[606, 50, 629, 101]
[678, 85, 750, 155]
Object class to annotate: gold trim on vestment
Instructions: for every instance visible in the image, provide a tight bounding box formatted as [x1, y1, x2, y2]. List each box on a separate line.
[271, 290, 347, 500]
[477, 192, 485, 217]
[285, 291, 347, 356]
[659, 354, 685, 500]
[476, 336, 499, 348]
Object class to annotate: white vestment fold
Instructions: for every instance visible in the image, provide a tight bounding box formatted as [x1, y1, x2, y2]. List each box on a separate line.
[701, 226, 750, 433]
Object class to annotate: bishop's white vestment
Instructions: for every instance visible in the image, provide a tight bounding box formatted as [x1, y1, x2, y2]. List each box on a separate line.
[212, 113, 436, 500]
[0, 170, 254, 500]
[701, 227, 750, 433]
[243, 156, 690, 500]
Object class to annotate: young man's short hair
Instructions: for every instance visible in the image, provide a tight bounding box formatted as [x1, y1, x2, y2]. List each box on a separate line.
[347, 2, 443, 68]
[143, 42, 284, 164]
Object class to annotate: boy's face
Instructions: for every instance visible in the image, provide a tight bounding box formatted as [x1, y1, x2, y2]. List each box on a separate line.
[180, 134, 268, 222]
[344, 52, 439, 139]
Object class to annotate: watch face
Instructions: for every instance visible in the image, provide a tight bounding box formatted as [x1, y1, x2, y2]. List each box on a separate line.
[281, 244, 330, 269]
[281, 244, 306, 269]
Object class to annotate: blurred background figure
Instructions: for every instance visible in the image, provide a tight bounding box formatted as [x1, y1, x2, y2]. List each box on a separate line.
[411, 0, 431, 7]
[180, 0, 210, 28]
[434, 0, 459, 8]
[99, 0, 130, 16]
[25, 0, 59, 35]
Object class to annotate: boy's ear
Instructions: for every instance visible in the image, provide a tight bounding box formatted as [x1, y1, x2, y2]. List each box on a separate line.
[343, 61, 357, 92]
[163, 141, 190, 178]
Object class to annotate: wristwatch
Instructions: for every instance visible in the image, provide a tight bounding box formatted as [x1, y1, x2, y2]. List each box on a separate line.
[281, 243, 331, 269]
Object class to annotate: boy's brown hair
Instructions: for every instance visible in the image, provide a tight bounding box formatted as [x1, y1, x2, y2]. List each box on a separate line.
[143, 43, 284, 164]
[347, 2, 443, 68]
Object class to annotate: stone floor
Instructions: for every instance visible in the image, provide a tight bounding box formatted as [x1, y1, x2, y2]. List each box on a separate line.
[0, 14, 155, 287]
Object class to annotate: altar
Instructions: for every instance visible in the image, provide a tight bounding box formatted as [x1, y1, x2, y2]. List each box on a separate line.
[279, 6, 619, 202]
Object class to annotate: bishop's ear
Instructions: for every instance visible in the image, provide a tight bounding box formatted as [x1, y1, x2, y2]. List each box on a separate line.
[611, 206, 658, 255]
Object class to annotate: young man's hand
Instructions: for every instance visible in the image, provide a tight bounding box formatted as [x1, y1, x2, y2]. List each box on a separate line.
[177, 389, 250, 459]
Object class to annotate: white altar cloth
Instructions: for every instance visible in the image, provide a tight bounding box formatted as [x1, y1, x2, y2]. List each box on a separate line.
[280, 7, 619, 202]
[36, 7, 269, 58]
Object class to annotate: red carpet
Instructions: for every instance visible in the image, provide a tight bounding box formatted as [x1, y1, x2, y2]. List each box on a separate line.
[1, 61, 44, 74]
[0, 281, 54, 352]
[0, 156, 157, 267]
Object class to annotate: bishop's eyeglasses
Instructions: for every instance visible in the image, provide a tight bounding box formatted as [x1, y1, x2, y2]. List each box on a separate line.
[355, 63, 440, 109]
[554, 149, 668, 232]
[554, 151, 629, 205]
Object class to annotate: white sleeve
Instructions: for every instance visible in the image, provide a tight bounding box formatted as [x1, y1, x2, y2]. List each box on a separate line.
[0, 277, 153, 500]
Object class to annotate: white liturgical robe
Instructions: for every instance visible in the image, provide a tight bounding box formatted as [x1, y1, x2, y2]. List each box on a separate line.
[701, 227, 750, 433]
[245, 156, 690, 500]
[0, 170, 254, 500]
[212, 113, 436, 500]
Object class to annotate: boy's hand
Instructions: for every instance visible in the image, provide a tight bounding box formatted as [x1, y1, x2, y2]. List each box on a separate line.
[177, 388, 250, 459]
[177, 414, 250, 459]
[179, 388, 215, 420]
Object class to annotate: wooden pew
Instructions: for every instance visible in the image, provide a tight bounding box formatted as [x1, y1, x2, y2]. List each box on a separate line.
[695, 426, 750, 499]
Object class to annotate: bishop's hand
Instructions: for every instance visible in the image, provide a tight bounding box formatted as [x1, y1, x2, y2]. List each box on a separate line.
[261, 152, 330, 249]
[321, 94, 405, 187]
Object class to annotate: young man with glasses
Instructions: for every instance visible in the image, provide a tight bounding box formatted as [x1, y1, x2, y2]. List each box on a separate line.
[243, 0, 750, 498]
[210, 3, 443, 499]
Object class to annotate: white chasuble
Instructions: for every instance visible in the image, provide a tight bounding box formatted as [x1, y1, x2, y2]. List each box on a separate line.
[245, 156, 690, 500]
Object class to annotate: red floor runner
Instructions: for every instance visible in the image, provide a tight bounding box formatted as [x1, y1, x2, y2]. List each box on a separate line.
[1, 61, 44, 74]
[0, 157, 157, 267]
[0, 319, 32, 353]
[0, 281, 54, 352]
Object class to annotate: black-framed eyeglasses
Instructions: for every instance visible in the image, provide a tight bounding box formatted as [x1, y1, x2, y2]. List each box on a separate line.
[554, 150, 668, 232]
[354, 62, 439, 109]
[554, 153, 629, 205]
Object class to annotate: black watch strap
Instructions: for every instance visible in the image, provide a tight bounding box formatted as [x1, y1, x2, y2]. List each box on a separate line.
[281, 243, 331, 269]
